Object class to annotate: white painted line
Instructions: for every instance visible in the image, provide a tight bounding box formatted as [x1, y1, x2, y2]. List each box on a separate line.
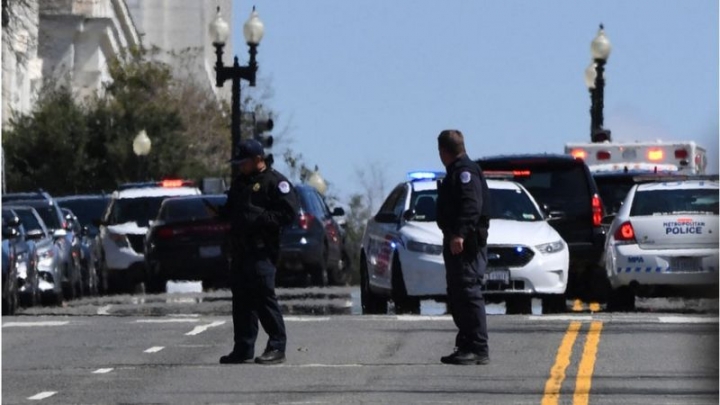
[3, 321, 69, 328]
[169, 314, 200, 317]
[97, 305, 112, 315]
[284, 316, 331, 322]
[291, 364, 363, 368]
[28, 391, 57, 400]
[144, 346, 165, 353]
[185, 321, 226, 336]
[135, 319, 200, 323]
[396, 315, 452, 321]
[527, 315, 594, 321]
[658, 316, 719, 324]
[92, 368, 114, 374]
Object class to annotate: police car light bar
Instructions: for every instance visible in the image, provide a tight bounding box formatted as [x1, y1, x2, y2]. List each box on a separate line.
[407, 171, 444, 181]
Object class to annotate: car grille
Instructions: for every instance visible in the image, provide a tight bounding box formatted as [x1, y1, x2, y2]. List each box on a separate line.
[488, 246, 534, 268]
[127, 234, 145, 254]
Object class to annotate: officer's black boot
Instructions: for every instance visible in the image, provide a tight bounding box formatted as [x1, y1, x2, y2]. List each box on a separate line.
[219, 352, 254, 364]
[441, 348, 490, 365]
[255, 349, 286, 365]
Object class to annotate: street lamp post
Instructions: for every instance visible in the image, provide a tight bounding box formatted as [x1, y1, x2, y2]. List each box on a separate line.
[209, 6, 265, 179]
[584, 24, 612, 143]
[133, 129, 152, 181]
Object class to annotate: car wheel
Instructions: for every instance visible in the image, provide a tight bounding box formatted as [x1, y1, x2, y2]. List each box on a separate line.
[506, 296, 532, 315]
[146, 264, 166, 294]
[541, 294, 567, 314]
[607, 286, 635, 312]
[391, 256, 420, 315]
[360, 256, 388, 315]
[329, 252, 352, 286]
[88, 263, 99, 296]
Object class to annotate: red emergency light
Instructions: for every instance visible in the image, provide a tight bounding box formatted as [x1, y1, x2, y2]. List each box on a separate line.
[674, 149, 688, 159]
[596, 151, 611, 160]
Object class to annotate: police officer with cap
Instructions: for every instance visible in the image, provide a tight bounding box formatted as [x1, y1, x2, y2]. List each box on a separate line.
[218, 138, 299, 365]
[435, 129, 491, 365]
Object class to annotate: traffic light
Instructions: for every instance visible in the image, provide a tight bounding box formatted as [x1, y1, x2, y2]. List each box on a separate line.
[591, 128, 612, 143]
[253, 114, 274, 148]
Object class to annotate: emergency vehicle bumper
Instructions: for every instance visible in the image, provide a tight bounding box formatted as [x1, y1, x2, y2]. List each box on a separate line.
[608, 244, 719, 288]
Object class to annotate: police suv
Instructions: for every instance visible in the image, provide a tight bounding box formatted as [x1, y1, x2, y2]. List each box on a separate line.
[97, 180, 201, 292]
[360, 172, 569, 315]
[604, 176, 719, 310]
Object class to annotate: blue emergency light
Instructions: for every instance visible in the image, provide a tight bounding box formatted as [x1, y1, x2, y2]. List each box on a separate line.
[407, 171, 444, 181]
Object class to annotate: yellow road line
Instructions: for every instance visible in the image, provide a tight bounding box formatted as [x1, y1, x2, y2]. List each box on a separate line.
[572, 299, 584, 312]
[541, 321, 582, 405]
[574, 321, 604, 405]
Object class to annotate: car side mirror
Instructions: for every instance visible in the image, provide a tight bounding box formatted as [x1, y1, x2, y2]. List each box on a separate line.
[374, 212, 398, 224]
[2, 227, 18, 238]
[402, 209, 416, 222]
[53, 229, 68, 239]
[332, 207, 345, 217]
[601, 214, 616, 226]
[546, 210, 566, 221]
[6, 216, 20, 227]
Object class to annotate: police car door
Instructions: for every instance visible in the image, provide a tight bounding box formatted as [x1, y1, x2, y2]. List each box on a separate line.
[366, 185, 408, 286]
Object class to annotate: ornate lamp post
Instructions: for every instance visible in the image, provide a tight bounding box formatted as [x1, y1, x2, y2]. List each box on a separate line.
[584, 24, 612, 142]
[209, 6, 265, 179]
[133, 129, 152, 180]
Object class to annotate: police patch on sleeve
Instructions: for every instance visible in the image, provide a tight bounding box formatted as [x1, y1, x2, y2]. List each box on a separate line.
[460, 171, 471, 184]
[278, 181, 291, 194]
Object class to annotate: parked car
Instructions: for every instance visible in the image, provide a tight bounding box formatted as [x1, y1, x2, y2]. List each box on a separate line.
[360, 171, 569, 315]
[593, 170, 686, 217]
[2, 224, 20, 315]
[56, 194, 110, 293]
[144, 194, 230, 293]
[604, 177, 719, 311]
[1, 208, 41, 307]
[476, 155, 607, 301]
[7, 206, 64, 305]
[3, 193, 83, 299]
[96, 180, 202, 293]
[277, 184, 349, 286]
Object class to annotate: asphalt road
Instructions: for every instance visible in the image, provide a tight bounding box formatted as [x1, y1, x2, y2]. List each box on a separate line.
[3, 294, 719, 404]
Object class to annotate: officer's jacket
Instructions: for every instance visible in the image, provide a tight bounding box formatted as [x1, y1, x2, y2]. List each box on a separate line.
[436, 154, 490, 239]
[222, 167, 299, 251]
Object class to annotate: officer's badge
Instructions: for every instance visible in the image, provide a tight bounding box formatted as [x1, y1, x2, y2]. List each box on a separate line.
[253, 183, 261, 192]
[278, 181, 291, 194]
[460, 171, 471, 184]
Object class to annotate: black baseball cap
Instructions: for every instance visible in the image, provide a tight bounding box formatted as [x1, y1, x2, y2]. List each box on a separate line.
[229, 139, 265, 164]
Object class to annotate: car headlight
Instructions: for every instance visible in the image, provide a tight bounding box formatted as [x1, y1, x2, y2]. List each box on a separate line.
[406, 240, 443, 255]
[109, 233, 129, 248]
[536, 240, 565, 254]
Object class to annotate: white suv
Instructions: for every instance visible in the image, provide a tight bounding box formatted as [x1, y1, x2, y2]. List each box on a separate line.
[360, 171, 569, 315]
[98, 180, 201, 292]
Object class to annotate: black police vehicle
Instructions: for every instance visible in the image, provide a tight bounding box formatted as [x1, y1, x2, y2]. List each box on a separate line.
[476, 154, 608, 301]
[277, 184, 349, 286]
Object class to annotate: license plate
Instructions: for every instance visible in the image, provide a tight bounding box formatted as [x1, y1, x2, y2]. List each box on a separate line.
[199, 246, 222, 258]
[670, 257, 701, 272]
[485, 268, 510, 284]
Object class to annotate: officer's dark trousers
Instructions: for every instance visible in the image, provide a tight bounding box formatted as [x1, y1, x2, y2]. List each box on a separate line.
[230, 251, 287, 357]
[443, 245, 489, 355]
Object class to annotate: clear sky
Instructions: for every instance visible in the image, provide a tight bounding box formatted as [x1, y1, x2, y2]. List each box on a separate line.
[230, 1, 719, 205]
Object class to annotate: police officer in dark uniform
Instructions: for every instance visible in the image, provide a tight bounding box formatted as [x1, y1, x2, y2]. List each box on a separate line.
[218, 139, 299, 365]
[435, 129, 491, 365]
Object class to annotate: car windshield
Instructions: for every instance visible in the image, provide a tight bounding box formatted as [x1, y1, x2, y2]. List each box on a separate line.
[13, 209, 44, 233]
[108, 197, 168, 226]
[507, 166, 590, 215]
[23, 204, 61, 230]
[630, 188, 719, 216]
[488, 188, 543, 221]
[58, 198, 109, 227]
[159, 196, 226, 222]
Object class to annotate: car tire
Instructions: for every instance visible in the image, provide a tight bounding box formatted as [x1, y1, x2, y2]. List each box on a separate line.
[360, 256, 388, 315]
[541, 294, 567, 314]
[329, 252, 352, 286]
[506, 296, 532, 315]
[391, 256, 420, 315]
[607, 286, 635, 312]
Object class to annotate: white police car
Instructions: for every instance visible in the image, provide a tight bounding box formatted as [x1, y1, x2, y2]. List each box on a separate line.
[604, 177, 719, 310]
[360, 171, 569, 315]
[98, 180, 201, 292]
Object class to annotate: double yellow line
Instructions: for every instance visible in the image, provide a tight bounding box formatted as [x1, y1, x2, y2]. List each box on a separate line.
[541, 321, 604, 405]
